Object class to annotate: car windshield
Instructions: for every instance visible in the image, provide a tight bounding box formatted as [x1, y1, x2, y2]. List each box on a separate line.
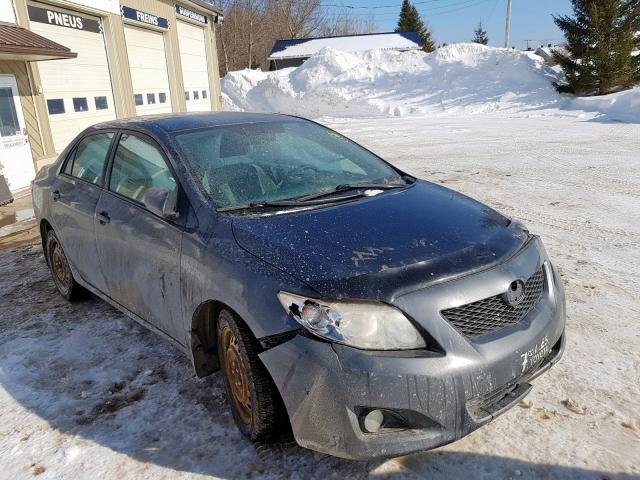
[172, 120, 405, 209]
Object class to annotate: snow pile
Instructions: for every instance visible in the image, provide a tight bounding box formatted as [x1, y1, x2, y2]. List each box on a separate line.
[568, 87, 640, 123]
[222, 43, 640, 123]
[222, 43, 563, 117]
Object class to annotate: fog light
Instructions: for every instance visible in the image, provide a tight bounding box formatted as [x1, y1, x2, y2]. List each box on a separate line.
[363, 409, 384, 433]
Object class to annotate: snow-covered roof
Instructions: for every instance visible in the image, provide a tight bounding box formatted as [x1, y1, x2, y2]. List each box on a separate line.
[268, 32, 422, 60]
[534, 47, 555, 61]
[534, 45, 568, 64]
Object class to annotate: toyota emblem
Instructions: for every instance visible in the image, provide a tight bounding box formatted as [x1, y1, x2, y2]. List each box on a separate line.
[502, 280, 526, 307]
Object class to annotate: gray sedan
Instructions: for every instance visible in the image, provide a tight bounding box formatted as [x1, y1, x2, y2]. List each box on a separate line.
[32, 113, 565, 459]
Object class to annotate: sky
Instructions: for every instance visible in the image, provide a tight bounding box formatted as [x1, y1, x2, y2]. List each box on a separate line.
[323, 0, 574, 50]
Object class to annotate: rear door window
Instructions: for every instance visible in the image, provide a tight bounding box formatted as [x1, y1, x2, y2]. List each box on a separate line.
[108, 133, 176, 203]
[65, 132, 114, 185]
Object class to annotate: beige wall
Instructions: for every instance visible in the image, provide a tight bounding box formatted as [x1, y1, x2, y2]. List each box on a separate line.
[0, 60, 46, 159]
[120, 0, 222, 112]
[10, 0, 222, 164]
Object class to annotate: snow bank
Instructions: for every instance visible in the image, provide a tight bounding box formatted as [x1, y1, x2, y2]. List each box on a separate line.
[222, 43, 562, 117]
[221, 43, 640, 123]
[568, 87, 640, 123]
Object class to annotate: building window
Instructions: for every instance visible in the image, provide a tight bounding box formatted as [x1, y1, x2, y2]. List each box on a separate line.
[193, 90, 199, 100]
[159, 93, 167, 103]
[94, 96, 108, 110]
[147, 93, 156, 104]
[202, 90, 207, 99]
[47, 99, 65, 115]
[134, 94, 144, 106]
[0, 87, 20, 136]
[73, 97, 88, 112]
[184, 91, 190, 101]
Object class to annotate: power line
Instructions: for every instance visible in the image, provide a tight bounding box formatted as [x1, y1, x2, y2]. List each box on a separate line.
[428, 0, 493, 16]
[320, 0, 494, 17]
[486, 0, 500, 22]
[322, 0, 462, 9]
[322, 0, 488, 10]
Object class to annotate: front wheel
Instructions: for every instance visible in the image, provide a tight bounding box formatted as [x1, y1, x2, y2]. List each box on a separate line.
[217, 309, 288, 441]
[44, 230, 83, 301]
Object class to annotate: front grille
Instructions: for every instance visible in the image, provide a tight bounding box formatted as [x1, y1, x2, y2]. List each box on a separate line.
[441, 266, 545, 338]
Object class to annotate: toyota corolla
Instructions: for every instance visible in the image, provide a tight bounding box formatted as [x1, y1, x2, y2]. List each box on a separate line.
[32, 113, 565, 460]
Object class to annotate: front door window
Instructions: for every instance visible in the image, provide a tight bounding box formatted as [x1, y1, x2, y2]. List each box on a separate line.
[0, 87, 20, 137]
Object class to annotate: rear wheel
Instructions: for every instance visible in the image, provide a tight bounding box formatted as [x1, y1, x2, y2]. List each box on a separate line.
[45, 230, 83, 301]
[217, 309, 287, 441]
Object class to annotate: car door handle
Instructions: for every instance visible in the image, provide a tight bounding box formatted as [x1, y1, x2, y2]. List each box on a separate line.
[52, 190, 60, 201]
[97, 211, 110, 225]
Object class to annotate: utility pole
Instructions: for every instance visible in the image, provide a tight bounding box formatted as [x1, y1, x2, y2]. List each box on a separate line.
[504, 0, 512, 48]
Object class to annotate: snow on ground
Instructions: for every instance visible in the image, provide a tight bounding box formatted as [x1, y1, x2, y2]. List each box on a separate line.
[1, 111, 639, 479]
[222, 43, 640, 123]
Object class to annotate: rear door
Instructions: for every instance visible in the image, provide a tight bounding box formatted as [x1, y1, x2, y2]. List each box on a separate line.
[50, 131, 115, 292]
[94, 131, 183, 341]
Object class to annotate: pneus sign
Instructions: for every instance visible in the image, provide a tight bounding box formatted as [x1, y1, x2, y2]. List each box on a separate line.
[27, 5, 101, 33]
[121, 6, 169, 29]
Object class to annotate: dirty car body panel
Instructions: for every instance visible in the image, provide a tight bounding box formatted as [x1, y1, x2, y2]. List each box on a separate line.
[32, 113, 565, 460]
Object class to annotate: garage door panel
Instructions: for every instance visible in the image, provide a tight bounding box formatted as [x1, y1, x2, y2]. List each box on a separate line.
[29, 5, 115, 152]
[177, 21, 210, 112]
[124, 25, 172, 116]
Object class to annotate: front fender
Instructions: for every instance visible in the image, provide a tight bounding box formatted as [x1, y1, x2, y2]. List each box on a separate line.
[180, 215, 315, 348]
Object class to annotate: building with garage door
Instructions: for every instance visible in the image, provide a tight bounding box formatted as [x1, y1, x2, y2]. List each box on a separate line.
[0, 0, 222, 193]
[268, 31, 423, 70]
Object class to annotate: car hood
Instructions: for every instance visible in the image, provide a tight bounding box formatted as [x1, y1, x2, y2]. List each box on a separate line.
[231, 181, 530, 301]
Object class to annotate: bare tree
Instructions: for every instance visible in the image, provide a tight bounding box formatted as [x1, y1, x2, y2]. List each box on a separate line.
[269, 0, 325, 39]
[213, 0, 379, 75]
[320, 9, 377, 37]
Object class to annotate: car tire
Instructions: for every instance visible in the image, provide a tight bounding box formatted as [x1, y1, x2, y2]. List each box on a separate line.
[217, 309, 288, 441]
[45, 229, 83, 301]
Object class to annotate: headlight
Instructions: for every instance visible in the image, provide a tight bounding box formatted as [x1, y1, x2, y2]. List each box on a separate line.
[277, 292, 426, 350]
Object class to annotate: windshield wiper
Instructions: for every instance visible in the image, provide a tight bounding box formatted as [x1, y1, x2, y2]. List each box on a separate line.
[217, 180, 415, 213]
[296, 182, 408, 202]
[217, 193, 365, 213]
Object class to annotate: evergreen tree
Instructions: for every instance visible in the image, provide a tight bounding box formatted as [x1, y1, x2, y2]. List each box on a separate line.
[396, 0, 435, 52]
[472, 20, 489, 45]
[553, 0, 640, 95]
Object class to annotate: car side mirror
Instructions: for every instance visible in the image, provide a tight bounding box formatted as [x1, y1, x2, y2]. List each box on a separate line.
[144, 187, 179, 220]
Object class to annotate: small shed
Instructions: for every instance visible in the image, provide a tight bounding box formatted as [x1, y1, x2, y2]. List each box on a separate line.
[267, 31, 422, 70]
[534, 45, 569, 66]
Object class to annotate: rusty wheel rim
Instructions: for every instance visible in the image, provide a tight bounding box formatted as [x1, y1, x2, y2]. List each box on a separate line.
[50, 239, 70, 291]
[222, 326, 252, 425]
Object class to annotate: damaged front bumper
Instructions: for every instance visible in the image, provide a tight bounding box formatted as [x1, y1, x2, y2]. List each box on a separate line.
[259, 239, 566, 460]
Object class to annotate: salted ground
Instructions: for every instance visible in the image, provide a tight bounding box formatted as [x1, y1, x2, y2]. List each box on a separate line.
[0, 108, 639, 479]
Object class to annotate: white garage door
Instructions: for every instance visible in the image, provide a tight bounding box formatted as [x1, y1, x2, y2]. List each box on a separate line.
[28, 2, 116, 153]
[124, 25, 172, 116]
[177, 21, 211, 112]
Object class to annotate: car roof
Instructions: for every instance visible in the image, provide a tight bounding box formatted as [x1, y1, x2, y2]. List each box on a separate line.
[89, 112, 303, 136]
